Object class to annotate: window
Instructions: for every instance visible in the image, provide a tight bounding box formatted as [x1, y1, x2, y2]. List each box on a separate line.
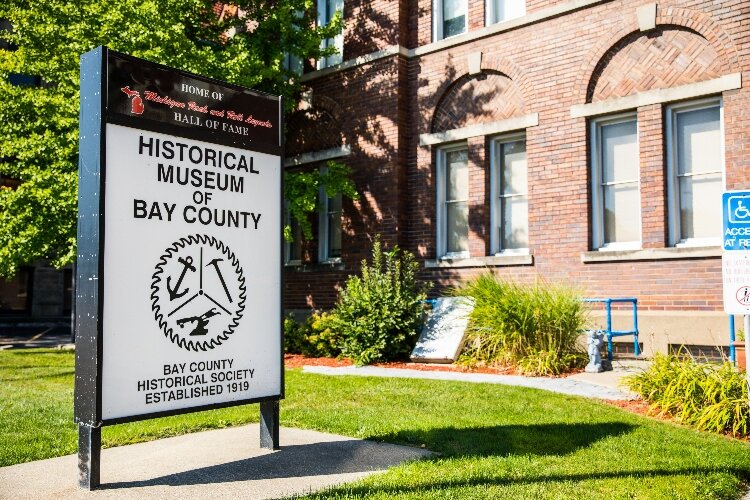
[285, 205, 303, 264]
[486, 0, 525, 25]
[491, 134, 528, 254]
[434, 0, 467, 41]
[283, 53, 304, 77]
[437, 144, 470, 258]
[318, 175, 342, 262]
[317, 0, 343, 69]
[1, 19, 40, 87]
[590, 114, 640, 250]
[666, 98, 724, 246]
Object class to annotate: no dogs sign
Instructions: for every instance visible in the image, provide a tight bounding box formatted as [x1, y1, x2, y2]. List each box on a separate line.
[74, 48, 283, 426]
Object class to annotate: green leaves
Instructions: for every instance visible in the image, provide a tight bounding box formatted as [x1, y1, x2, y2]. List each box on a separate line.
[626, 353, 749, 436]
[332, 236, 431, 365]
[284, 160, 357, 241]
[0, 0, 346, 276]
[456, 274, 588, 376]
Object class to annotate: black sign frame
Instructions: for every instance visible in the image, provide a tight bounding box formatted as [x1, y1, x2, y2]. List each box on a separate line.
[74, 46, 284, 489]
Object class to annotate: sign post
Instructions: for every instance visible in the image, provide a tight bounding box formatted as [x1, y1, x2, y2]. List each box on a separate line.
[721, 191, 750, 402]
[75, 47, 283, 489]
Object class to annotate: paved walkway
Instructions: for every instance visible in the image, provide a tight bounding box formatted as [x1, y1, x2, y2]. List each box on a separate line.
[0, 324, 73, 350]
[303, 360, 646, 400]
[0, 424, 432, 500]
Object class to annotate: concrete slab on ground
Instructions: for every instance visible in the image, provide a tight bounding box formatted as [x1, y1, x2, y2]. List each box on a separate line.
[0, 424, 432, 500]
[302, 365, 640, 400]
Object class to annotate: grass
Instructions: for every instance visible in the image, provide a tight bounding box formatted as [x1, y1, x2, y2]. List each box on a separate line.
[2, 349, 750, 499]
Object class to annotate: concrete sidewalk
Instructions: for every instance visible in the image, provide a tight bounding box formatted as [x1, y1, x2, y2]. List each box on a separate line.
[303, 359, 647, 401]
[0, 424, 432, 500]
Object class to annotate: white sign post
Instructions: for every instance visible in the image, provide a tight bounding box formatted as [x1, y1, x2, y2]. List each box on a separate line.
[721, 191, 750, 404]
[75, 47, 283, 489]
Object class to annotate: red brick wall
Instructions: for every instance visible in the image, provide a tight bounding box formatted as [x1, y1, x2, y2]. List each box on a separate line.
[407, 0, 749, 312]
[288, 0, 750, 314]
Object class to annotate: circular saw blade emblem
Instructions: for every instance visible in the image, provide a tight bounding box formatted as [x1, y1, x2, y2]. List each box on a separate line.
[151, 235, 246, 352]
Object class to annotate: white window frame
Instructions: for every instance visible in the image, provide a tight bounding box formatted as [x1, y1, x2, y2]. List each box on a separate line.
[485, 0, 526, 26]
[590, 112, 642, 251]
[436, 142, 471, 259]
[490, 132, 528, 255]
[317, 0, 344, 69]
[433, 0, 468, 42]
[665, 97, 725, 247]
[318, 168, 343, 263]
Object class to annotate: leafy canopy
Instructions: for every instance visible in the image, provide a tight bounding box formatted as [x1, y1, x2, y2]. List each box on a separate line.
[0, 0, 353, 276]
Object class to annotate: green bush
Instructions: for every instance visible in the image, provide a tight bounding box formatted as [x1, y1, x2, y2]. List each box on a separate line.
[626, 352, 749, 436]
[455, 273, 587, 376]
[333, 237, 430, 365]
[284, 311, 342, 358]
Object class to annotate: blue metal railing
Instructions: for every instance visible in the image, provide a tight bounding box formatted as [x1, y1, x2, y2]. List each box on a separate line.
[583, 298, 639, 361]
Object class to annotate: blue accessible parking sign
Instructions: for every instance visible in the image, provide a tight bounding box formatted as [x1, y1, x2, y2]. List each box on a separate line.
[723, 191, 750, 250]
[722, 191, 750, 314]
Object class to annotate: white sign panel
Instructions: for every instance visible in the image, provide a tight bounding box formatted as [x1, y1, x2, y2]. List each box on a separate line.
[102, 126, 281, 419]
[722, 252, 750, 315]
[75, 49, 283, 425]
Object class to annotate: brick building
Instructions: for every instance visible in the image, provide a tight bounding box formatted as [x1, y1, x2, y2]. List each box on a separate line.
[285, 0, 750, 355]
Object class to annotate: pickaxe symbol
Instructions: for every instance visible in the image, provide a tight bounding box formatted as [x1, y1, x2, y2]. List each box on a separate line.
[167, 256, 195, 301]
[206, 258, 232, 303]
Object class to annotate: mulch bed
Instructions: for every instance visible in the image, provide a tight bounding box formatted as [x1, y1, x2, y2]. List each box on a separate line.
[284, 354, 523, 375]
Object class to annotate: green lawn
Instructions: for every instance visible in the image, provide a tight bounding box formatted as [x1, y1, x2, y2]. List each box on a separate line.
[2, 349, 750, 499]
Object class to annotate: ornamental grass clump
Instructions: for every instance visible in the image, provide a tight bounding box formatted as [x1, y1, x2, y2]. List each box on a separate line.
[332, 237, 430, 365]
[456, 273, 587, 376]
[626, 352, 749, 437]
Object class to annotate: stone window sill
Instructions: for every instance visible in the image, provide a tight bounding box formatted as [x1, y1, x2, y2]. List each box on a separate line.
[425, 254, 533, 269]
[285, 261, 345, 272]
[581, 246, 721, 263]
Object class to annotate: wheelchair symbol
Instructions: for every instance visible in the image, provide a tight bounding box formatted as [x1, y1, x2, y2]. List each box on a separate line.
[728, 196, 750, 223]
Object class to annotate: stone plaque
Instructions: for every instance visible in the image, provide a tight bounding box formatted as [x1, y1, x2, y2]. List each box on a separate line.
[411, 297, 474, 363]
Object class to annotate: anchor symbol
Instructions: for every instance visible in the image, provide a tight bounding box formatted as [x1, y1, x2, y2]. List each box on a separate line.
[167, 256, 196, 301]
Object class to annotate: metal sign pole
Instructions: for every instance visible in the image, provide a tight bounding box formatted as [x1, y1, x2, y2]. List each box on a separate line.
[260, 400, 280, 449]
[745, 315, 750, 403]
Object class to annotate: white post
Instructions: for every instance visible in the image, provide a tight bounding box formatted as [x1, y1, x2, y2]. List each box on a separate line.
[745, 315, 750, 402]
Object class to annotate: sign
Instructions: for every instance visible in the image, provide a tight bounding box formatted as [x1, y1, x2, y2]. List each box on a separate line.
[411, 297, 474, 363]
[722, 191, 750, 251]
[722, 191, 750, 314]
[75, 47, 283, 427]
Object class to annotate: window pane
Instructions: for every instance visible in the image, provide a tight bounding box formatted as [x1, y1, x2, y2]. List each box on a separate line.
[501, 195, 528, 249]
[328, 213, 342, 258]
[601, 120, 637, 183]
[288, 216, 302, 261]
[327, 194, 342, 258]
[677, 106, 720, 175]
[492, 0, 526, 23]
[501, 140, 527, 195]
[446, 201, 469, 254]
[679, 173, 722, 240]
[446, 149, 468, 201]
[603, 182, 639, 243]
[443, 0, 465, 37]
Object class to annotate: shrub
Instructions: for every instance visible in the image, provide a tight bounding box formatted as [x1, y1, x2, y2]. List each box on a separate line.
[455, 273, 587, 376]
[333, 237, 430, 365]
[626, 352, 749, 436]
[283, 311, 342, 358]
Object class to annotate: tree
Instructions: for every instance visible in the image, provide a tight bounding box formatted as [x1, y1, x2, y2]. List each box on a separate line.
[0, 0, 354, 277]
